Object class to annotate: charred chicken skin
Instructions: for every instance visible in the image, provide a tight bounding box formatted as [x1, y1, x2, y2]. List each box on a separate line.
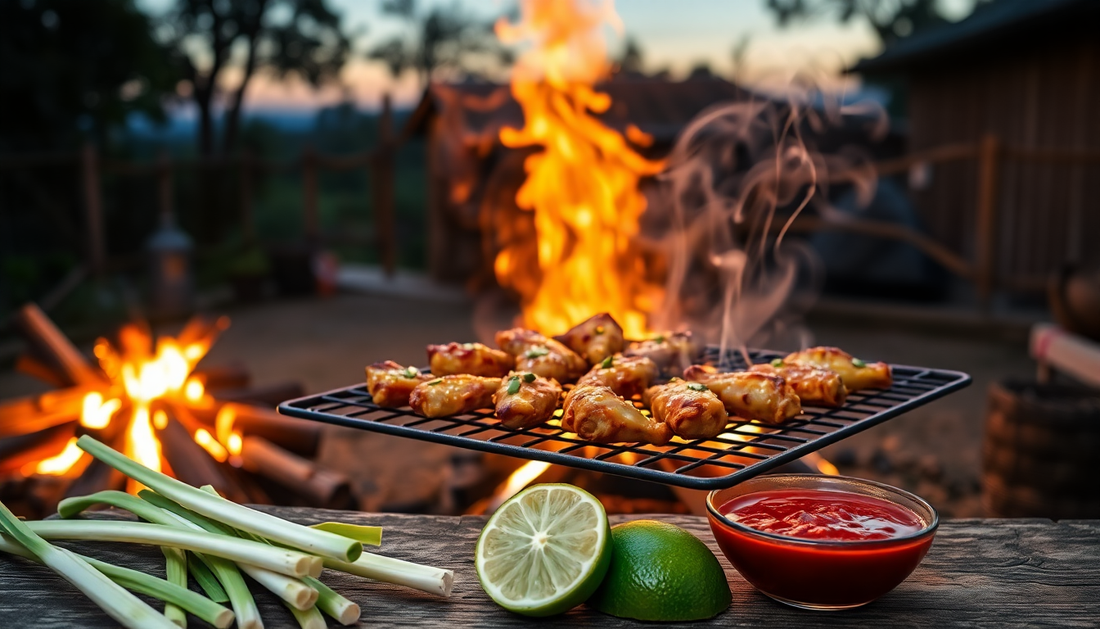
[553, 312, 625, 365]
[408, 374, 501, 418]
[749, 361, 848, 408]
[784, 346, 893, 391]
[624, 331, 701, 375]
[683, 364, 802, 424]
[495, 328, 588, 384]
[365, 361, 432, 407]
[561, 384, 672, 446]
[427, 342, 515, 377]
[643, 380, 730, 441]
[576, 354, 659, 399]
[493, 372, 562, 430]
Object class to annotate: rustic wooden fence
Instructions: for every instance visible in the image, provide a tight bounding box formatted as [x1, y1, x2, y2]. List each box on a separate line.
[3, 122, 1098, 310]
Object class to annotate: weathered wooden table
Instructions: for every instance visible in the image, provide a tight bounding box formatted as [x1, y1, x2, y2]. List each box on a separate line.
[1, 508, 1097, 628]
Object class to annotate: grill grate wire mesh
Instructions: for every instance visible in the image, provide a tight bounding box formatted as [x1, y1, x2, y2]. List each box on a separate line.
[278, 348, 970, 490]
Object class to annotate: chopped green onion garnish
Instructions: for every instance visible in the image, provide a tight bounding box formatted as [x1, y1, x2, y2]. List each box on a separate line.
[687, 382, 708, 392]
[403, 366, 420, 378]
[428, 378, 443, 386]
[852, 358, 866, 368]
[595, 325, 605, 335]
[507, 378, 521, 395]
[771, 358, 784, 367]
[600, 355, 613, 369]
[652, 334, 666, 343]
[525, 346, 549, 358]
[523, 372, 536, 383]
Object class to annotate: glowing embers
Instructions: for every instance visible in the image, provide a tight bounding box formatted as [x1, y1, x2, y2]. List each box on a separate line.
[492, 0, 665, 338]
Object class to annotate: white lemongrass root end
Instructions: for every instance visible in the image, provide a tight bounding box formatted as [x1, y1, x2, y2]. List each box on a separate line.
[325, 553, 454, 597]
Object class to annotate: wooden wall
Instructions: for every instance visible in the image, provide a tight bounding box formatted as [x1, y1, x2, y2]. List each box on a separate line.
[906, 38, 1100, 291]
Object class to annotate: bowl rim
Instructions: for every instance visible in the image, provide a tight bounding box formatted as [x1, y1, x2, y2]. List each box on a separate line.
[706, 473, 939, 549]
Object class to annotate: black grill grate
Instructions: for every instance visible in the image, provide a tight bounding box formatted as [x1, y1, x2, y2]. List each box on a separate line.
[278, 348, 970, 490]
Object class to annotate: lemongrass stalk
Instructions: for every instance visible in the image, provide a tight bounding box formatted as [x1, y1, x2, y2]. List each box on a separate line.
[196, 486, 452, 598]
[77, 435, 360, 562]
[188, 552, 230, 602]
[162, 547, 188, 627]
[0, 535, 234, 629]
[0, 502, 178, 629]
[27, 520, 320, 578]
[310, 522, 382, 546]
[303, 576, 361, 625]
[204, 556, 263, 629]
[141, 491, 320, 611]
[283, 600, 327, 629]
[324, 553, 454, 597]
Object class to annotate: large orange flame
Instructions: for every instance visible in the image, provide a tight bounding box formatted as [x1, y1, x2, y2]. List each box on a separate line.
[493, 0, 665, 338]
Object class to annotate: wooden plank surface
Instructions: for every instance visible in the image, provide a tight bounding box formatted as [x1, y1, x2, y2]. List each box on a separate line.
[1, 509, 1098, 628]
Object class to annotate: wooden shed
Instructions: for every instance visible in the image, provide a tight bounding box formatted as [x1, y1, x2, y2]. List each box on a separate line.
[852, 0, 1100, 296]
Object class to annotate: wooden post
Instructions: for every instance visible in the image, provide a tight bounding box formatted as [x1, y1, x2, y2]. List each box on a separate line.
[975, 133, 1001, 309]
[239, 150, 255, 243]
[157, 150, 173, 223]
[373, 93, 398, 277]
[80, 143, 105, 277]
[302, 145, 319, 246]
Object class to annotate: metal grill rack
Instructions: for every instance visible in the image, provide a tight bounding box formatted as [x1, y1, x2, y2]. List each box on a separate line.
[278, 348, 971, 490]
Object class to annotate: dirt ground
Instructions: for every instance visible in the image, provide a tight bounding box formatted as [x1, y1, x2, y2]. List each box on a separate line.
[0, 292, 1036, 517]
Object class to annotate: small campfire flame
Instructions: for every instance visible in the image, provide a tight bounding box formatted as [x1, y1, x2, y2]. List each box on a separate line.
[31, 316, 244, 488]
[493, 0, 665, 338]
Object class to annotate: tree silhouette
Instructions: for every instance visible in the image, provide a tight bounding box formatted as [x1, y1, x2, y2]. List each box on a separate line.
[162, 0, 353, 157]
[368, 0, 512, 88]
[764, 0, 963, 46]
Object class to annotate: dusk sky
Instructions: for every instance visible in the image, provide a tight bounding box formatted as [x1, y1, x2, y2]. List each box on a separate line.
[139, 0, 975, 112]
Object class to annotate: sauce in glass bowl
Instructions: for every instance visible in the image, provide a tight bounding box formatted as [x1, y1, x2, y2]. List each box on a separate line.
[707, 475, 938, 610]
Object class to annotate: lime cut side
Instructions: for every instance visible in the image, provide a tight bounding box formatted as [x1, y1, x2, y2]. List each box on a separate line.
[476, 483, 611, 617]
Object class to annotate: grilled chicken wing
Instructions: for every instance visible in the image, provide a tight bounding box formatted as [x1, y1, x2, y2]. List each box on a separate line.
[427, 342, 514, 377]
[561, 384, 672, 446]
[643, 380, 730, 441]
[750, 361, 848, 408]
[365, 361, 432, 407]
[683, 365, 801, 424]
[408, 375, 501, 418]
[784, 347, 893, 391]
[495, 328, 588, 383]
[553, 312, 625, 365]
[576, 354, 659, 399]
[493, 372, 562, 430]
[624, 331, 701, 375]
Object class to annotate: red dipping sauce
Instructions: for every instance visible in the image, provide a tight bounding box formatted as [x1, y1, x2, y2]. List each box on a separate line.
[707, 476, 938, 610]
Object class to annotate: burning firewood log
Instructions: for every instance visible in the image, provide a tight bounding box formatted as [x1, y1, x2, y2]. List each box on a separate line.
[239, 436, 353, 509]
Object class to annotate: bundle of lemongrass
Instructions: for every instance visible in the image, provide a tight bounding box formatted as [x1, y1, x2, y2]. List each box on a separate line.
[0, 435, 453, 629]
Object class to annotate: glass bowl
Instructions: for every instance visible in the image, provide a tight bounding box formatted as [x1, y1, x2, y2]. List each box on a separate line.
[706, 474, 938, 610]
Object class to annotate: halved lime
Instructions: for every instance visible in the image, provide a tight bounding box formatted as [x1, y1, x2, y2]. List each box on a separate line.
[475, 483, 611, 616]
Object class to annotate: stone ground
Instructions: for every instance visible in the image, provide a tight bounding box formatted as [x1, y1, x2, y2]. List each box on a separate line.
[0, 292, 1036, 517]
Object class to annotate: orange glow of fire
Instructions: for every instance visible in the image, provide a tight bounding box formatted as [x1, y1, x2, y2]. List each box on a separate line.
[493, 0, 665, 338]
[195, 428, 229, 463]
[44, 318, 229, 482]
[215, 405, 244, 458]
[30, 437, 84, 476]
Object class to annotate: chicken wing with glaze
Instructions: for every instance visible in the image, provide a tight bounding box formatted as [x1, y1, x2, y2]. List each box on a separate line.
[365, 361, 432, 407]
[495, 328, 588, 383]
[553, 313, 625, 365]
[561, 384, 672, 446]
[576, 354, 659, 399]
[749, 361, 848, 408]
[784, 347, 893, 391]
[493, 372, 562, 430]
[624, 331, 701, 375]
[643, 380, 730, 441]
[427, 342, 514, 377]
[408, 374, 501, 418]
[683, 365, 801, 424]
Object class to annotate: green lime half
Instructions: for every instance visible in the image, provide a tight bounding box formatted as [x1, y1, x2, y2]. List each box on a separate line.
[588, 519, 732, 621]
[475, 483, 611, 617]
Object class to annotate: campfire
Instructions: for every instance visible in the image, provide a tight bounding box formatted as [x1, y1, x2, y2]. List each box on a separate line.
[0, 304, 350, 518]
[492, 0, 666, 339]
